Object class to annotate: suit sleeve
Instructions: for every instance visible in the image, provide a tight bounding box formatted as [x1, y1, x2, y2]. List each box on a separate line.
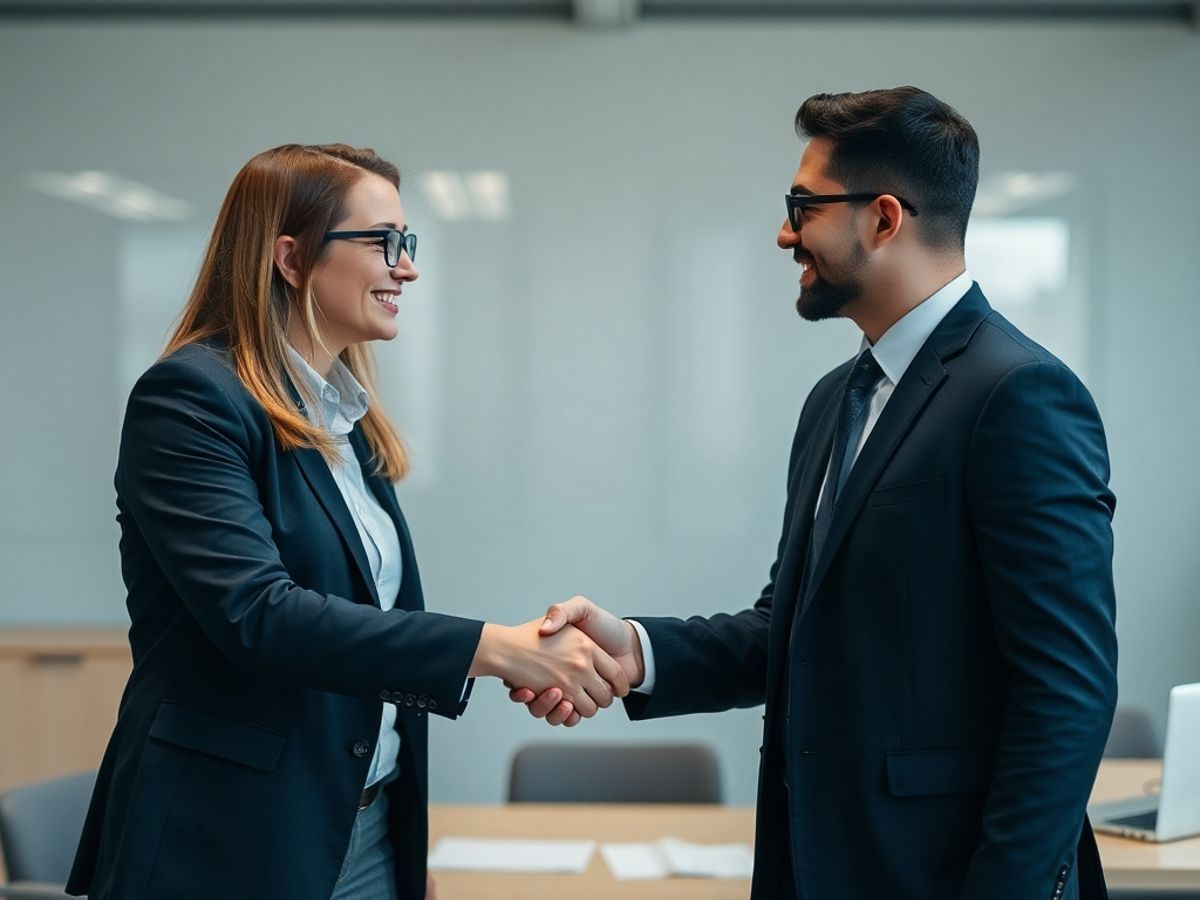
[623, 394, 819, 721]
[116, 354, 484, 718]
[959, 360, 1118, 898]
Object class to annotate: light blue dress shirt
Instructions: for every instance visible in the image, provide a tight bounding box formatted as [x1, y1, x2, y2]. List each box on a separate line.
[287, 346, 403, 790]
[813, 268, 975, 512]
[632, 270, 975, 695]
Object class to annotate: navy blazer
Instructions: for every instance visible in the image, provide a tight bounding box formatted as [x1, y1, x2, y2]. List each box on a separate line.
[68, 341, 484, 900]
[625, 287, 1118, 900]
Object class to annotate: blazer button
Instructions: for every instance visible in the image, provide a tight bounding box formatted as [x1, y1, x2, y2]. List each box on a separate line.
[352, 740, 371, 758]
[417, 696, 428, 709]
[427, 699, 438, 711]
[404, 693, 416, 707]
[379, 690, 392, 702]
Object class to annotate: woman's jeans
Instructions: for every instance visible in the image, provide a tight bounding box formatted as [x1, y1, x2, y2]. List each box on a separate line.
[329, 790, 401, 900]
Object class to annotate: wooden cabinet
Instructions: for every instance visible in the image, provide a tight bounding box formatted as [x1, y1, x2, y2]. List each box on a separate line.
[0, 630, 131, 794]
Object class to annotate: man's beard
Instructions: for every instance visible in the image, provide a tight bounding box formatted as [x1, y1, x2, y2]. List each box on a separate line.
[795, 244, 867, 321]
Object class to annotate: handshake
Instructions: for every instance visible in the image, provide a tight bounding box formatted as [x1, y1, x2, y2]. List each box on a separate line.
[468, 597, 645, 727]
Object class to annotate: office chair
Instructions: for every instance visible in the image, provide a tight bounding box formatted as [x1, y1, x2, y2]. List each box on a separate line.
[507, 742, 722, 804]
[0, 887, 75, 900]
[1104, 705, 1163, 759]
[0, 771, 95, 899]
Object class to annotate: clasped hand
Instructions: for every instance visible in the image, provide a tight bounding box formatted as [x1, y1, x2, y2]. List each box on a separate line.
[506, 596, 645, 727]
[470, 610, 630, 720]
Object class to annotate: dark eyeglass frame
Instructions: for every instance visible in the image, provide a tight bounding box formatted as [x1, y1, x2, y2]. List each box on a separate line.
[785, 193, 919, 232]
[323, 229, 416, 267]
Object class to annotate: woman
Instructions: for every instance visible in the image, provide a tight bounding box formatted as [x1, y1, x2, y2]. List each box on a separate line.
[66, 143, 628, 900]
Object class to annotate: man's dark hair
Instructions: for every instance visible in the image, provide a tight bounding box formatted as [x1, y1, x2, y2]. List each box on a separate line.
[795, 86, 979, 250]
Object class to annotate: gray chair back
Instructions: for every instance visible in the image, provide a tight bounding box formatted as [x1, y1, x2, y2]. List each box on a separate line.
[1108, 891, 1200, 899]
[507, 743, 721, 804]
[0, 771, 95, 884]
[0, 885, 76, 898]
[1104, 705, 1163, 758]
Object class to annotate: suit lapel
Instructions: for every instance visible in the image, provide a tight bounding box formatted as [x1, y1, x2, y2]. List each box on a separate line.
[764, 381, 843, 699]
[284, 376, 381, 607]
[349, 429, 423, 612]
[794, 285, 993, 624]
[292, 446, 381, 607]
[772, 395, 839, 621]
[350, 430, 400, 529]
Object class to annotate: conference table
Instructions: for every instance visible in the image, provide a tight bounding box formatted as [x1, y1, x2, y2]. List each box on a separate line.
[427, 760, 1200, 899]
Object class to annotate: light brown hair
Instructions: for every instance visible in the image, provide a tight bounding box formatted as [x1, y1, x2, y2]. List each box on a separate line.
[164, 143, 409, 481]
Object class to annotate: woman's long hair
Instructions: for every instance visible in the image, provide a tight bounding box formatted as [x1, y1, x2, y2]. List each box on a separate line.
[163, 143, 408, 481]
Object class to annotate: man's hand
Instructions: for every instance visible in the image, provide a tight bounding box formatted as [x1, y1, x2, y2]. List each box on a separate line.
[469, 616, 630, 719]
[507, 596, 645, 726]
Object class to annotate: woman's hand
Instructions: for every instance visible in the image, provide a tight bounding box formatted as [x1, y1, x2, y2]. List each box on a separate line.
[469, 617, 631, 719]
[507, 596, 645, 726]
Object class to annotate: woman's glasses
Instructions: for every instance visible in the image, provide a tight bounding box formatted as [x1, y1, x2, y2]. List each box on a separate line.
[323, 229, 417, 267]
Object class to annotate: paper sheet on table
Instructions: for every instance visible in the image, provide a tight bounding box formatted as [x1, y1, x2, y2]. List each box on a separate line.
[428, 836, 596, 874]
[600, 842, 672, 880]
[601, 837, 754, 880]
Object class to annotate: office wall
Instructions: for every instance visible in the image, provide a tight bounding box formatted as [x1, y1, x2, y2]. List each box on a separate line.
[1, 19, 1197, 804]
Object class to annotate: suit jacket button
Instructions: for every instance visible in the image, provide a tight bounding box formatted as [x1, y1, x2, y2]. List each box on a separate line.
[379, 690, 392, 702]
[352, 741, 371, 758]
[404, 693, 416, 707]
[427, 699, 438, 711]
[417, 696, 428, 708]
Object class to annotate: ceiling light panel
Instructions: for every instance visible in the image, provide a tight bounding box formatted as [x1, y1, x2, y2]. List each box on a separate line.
[26, 170, 192, 222]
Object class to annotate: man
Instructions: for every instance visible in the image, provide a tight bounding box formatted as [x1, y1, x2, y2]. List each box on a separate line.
[513, 86, 1118, 900]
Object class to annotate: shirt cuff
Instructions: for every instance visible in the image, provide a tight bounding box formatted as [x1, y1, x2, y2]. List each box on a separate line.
[626, 619, 656, 695]
[458, 677, 474, 711]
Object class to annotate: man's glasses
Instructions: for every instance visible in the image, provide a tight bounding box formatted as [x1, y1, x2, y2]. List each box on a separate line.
[323, 229, 417, 267]
[785, 193, 918, 232]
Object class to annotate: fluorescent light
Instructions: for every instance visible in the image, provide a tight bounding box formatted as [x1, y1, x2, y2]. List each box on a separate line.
[974, 171, 1078, 217]
[419, 171, 471, 221]
[108, 186, 191, 222]
[72, 170, 114, 196]
[419, 170, 512, 221]
[466, 171, 511, 220]
[965, 217, 1070, 306]
[26, 170, 192, 222]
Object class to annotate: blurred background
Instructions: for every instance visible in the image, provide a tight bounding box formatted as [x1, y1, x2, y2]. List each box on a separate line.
[1, 0, 1197, 807]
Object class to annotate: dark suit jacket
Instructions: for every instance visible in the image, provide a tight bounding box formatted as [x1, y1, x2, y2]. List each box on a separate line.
[67, 341, 484, 900]
[625, 286, 1118, 900]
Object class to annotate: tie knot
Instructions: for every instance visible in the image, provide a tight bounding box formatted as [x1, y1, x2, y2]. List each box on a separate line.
[848, 350, 884, 392]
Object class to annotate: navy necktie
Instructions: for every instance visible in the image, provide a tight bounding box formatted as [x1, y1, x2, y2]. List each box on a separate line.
[806, 349, 885, 580]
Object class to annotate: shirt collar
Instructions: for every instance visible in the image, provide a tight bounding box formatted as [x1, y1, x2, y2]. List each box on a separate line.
[860, 269, 974, 386]
[285, 345, 369, 436]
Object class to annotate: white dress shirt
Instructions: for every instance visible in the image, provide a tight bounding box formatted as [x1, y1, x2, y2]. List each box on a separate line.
[287, 347, 403, 789]
[632, 270, 975, 695]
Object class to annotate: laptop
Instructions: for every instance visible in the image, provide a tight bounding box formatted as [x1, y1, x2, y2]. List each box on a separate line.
[1091, 682, 1200, 842]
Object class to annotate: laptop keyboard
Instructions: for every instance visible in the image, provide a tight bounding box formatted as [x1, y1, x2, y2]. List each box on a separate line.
[1106, 810, 1158, 831]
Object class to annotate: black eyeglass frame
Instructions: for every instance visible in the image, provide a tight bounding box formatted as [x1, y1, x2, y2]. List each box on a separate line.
[323, 229, 416, 267]
[785, 193, 919, 232]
